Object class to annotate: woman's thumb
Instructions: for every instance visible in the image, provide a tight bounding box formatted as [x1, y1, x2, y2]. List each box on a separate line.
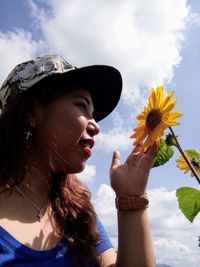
[110, 150, 121, 171]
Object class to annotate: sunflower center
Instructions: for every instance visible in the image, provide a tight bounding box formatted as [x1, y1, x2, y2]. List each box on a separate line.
[191, 157, 200, 167]
[146, 109, 162, 131]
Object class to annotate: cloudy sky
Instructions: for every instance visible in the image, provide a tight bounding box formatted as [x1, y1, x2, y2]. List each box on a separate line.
[0, 1, 200, 266]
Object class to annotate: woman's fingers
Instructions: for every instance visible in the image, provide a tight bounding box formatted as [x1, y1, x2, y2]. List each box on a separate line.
[142, 142, 158, 168]
[146, 142, 158, 157]
[110, 150, 121, 171]
[132, 142, 143, 154]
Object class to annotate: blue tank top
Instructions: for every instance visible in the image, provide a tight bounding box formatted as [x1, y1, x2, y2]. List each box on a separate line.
[0, 219, 113, 266]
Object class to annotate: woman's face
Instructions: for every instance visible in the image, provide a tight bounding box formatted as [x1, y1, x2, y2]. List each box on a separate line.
[32, 87, 100, 173]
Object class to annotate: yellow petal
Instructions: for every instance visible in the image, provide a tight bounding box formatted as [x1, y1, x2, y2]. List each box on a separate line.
[162, 98, 177, 113]
[136, 112, 146, 120]
[160, 91, 174, 109]
[167, 111, 183, 119]
[151, 90, 158, 108]
[156, 86, 164, 108]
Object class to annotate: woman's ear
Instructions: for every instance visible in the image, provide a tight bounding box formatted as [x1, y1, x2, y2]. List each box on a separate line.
[25, 99, 44, 127]
[25, 113, 36, 128]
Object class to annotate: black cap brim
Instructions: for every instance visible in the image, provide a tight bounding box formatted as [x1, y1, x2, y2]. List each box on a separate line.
[55, 65, 123, 122]
[33, 65, 123, 122]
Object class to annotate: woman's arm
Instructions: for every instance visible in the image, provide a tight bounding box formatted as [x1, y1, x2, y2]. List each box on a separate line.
[100, 143, 157, 267]
[116, 208, 155, 267]
[100, 210, 155, 267]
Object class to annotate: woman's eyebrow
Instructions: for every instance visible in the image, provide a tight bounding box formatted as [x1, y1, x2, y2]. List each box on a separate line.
[74, 95, 91, 105]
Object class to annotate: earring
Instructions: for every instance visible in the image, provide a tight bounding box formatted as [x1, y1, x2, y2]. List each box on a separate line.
[25, 130, 32, 140]
[25, 122, 35, 141]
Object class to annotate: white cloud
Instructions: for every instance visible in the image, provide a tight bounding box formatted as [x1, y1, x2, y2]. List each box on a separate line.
[0, 30, 44, 84]
[149, 187, 200, 267]
[93, 184, 118, 245]
[93, 185, 200, 267]
[96, 131, 131, 152]
[77, 164, 96, 183]
[30, 0, 191, 104]
[95, 112, 133, 152]
[187, 10, 200, 26]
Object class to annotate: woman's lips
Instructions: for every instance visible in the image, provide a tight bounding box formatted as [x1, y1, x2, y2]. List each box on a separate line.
[82, 145, 92, 157]
[79, 139, 95, 157]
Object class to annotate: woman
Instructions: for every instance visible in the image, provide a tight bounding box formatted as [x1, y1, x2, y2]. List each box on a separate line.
[0, 55, 157, 267]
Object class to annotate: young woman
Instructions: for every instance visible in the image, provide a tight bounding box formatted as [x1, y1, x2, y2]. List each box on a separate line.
[0, 55, 157, 267]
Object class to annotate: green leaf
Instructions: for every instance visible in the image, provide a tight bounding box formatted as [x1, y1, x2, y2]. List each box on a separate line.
[176, 187, 200, 222]
[152, 138, 174, 168]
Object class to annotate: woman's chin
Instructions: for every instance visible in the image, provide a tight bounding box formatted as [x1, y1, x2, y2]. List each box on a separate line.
[62, 162, 86, 174]
[75, 162, 86, 173]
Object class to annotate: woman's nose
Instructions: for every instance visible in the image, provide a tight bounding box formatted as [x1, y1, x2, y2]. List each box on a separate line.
[87, 119, 100, 137]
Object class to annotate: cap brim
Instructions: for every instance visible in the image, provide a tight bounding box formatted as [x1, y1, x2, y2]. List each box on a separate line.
[51, 65, 123, 122]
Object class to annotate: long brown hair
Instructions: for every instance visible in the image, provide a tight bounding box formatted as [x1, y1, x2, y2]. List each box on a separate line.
[0, 81, 101, 266]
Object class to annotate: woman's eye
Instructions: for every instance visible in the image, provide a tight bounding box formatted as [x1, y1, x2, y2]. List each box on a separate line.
[76, 102, 87, 112]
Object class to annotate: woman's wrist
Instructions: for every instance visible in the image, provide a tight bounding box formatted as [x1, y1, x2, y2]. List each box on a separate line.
[115, 193, 149, 211]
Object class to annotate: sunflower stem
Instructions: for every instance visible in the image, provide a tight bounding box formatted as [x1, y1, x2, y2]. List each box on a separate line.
[169, 127, 200, 185]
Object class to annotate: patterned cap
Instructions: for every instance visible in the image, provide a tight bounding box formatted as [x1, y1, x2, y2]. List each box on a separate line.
[0, 54, 122, 121]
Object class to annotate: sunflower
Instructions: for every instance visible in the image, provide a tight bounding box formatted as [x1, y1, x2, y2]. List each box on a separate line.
[131, 85, 182, 152]
[176, 150, 200, 177]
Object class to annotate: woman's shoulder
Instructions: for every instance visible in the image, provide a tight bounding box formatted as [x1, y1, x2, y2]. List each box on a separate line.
[95, 217, 113, 253]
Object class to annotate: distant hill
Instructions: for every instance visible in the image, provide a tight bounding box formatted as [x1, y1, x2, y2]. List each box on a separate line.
[156, 264, 173, 267]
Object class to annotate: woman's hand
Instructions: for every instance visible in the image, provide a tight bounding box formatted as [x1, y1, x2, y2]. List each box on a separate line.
[110, 143, 157, 196]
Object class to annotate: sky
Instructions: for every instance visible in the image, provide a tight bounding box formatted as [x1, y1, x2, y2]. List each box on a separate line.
[0, 1, 200, 266]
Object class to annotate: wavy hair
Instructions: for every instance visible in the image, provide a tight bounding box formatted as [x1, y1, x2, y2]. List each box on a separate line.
[0, 81, 101, 266]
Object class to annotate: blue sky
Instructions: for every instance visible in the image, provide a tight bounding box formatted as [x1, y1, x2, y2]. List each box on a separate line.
[0, 1, 200, 266]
